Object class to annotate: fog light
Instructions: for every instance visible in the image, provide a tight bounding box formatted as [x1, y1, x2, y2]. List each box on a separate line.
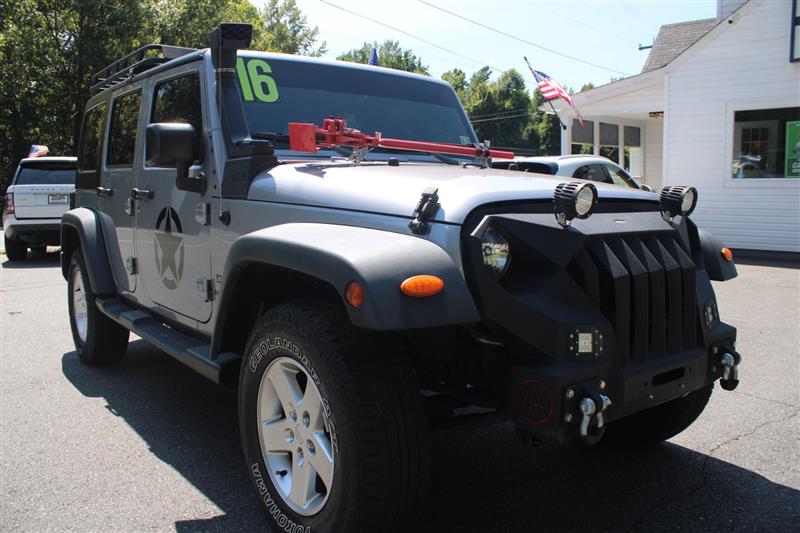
[554, 182, 598, 227]
[481, 226, 510, 279]
[660, 185, 697, 221]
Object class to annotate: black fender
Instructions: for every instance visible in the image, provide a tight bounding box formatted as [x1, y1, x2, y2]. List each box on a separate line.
[60, 208, 117, 295]
[698, 228, 737, 281]
[212, 223, 480, 350]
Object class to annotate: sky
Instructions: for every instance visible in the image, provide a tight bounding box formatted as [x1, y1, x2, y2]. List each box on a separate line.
[285, 0, 718, 91]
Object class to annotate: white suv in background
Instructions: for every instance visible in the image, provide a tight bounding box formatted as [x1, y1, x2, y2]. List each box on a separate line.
[3, 156, 76, 261]
[493, 155, 654, 191]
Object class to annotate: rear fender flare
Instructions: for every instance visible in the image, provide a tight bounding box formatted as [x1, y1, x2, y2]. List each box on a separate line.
[60, 208, 117, 295]
[212, 223, 479, 353]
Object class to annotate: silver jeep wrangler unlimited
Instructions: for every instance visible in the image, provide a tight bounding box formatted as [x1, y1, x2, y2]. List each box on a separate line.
[61, 23, 742, 533]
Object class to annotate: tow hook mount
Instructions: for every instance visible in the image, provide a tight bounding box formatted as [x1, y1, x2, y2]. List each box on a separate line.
[719, 350, 742, 391]
[579, 394, 612, 437]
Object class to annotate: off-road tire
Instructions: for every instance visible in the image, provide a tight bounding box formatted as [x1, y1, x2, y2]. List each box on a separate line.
[67, 249, 129, 365]
[239, 301, 430, 533]
[4, 235, 27, 261]
[603, 383, 714, 447]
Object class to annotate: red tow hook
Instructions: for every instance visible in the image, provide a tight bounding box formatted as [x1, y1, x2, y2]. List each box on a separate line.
[288, 118, 516, 160]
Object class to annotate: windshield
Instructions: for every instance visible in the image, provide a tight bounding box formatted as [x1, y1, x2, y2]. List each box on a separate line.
[15, 166, 75, 185]
[236, 55, 477, 152]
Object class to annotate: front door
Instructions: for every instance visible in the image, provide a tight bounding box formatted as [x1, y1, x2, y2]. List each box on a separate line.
[134, 63, 212, 322]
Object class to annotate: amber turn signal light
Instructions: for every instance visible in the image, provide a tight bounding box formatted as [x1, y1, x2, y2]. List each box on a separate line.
[721, 247, 733, 262]
[345, 282, 364, 307]
[400, 275, 444, 298]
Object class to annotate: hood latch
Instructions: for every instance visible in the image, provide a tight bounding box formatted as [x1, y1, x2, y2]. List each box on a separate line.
[409, 187, 440, 235]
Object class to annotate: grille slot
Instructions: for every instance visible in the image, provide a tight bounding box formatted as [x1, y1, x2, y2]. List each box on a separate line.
[569, 232, 697, 367]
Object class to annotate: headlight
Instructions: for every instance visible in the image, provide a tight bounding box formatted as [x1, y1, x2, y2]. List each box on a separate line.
[660, 185, 698, 221]
[554, 181, 598, 227]
[481, 226, 511, 279]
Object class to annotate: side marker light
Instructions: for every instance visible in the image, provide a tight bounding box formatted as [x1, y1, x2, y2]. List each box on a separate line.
[400, 275, 444, 298]
[721, 247, 733, 262]
[345, 282, 364, 307]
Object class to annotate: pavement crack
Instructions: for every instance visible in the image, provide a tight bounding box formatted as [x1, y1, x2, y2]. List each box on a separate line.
[707, 407, 800, 457]
[730, 390, 799, 408]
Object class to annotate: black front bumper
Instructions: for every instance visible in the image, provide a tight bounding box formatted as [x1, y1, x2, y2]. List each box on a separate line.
[462, 206, 738, 443]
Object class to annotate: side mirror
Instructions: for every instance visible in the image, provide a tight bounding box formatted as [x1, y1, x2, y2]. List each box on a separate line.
[146, 123, 205, 193]
[640, 183, 654, 192]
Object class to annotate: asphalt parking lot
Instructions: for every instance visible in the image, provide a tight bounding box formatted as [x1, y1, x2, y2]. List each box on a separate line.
[1, 250, 798, 532]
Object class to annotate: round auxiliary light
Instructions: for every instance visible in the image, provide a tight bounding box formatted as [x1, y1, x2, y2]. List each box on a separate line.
[481, 226, 511, 279]
[553, 182, 598, 227]
[659, 185, 698, 221]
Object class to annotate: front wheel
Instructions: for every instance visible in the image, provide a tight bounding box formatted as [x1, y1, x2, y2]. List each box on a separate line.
[602, 384, 714, 447]
[239, 301, 430, 533]
[67, 249, 129, 365]
[4, 235, 27, 261]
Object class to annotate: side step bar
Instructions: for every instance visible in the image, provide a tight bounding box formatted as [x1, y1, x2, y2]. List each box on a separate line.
[96, 298, 240, 386]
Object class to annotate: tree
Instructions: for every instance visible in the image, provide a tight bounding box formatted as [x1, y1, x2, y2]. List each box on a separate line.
[441, 68, 466, 98]
[0, 0, 325, 193]
[251, 0, 326, 55]
[337, 40, 428, 75]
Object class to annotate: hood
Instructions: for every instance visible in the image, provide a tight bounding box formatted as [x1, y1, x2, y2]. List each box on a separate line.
[246, 160, 658, 225]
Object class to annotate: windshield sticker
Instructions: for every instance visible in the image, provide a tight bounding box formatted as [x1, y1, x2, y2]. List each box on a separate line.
[236, 58, 280, 103]
[459, 135, 471, 145]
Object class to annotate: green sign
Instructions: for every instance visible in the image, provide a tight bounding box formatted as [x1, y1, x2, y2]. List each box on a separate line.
[786, 120, 800, 178]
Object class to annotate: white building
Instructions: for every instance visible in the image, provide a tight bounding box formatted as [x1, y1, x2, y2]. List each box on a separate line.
[559, 0, 800, 253]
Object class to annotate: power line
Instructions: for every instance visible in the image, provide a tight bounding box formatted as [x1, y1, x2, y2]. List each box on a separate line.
[416, 0, 630, 75]
[617, 1, 662, 29]
[318, 0, 501, 73]
[470, 111, 535, 123]
[469, 106, 532, 119]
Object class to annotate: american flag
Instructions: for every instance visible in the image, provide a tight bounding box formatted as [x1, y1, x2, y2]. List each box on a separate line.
[531, 69, 572, 105]
[28, 144, 49, 158]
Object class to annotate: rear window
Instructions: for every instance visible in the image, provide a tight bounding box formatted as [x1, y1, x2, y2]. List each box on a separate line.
[15, 166, 75, 185]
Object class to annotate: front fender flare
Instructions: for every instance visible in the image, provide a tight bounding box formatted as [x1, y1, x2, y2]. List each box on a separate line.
[215, 223, 479, 336]
[698, 228, 737, 281]
[60, 208, 117, 295]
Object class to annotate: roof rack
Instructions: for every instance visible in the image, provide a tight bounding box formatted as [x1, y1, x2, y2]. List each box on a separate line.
[89, 44, 197, 95]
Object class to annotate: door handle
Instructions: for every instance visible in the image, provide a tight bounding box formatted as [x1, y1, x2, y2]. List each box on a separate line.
[131, 188, 154, 200]
[96, 186, 113, 197]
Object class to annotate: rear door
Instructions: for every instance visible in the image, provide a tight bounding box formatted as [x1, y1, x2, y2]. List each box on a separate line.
[102, 86, 144, 292]
[11, 163, 75, 219]
[134, 64, 213, 322]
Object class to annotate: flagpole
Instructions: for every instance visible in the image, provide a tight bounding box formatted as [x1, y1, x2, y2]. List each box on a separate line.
[547, 101, 567, 130]
[523, 56, 567, 130]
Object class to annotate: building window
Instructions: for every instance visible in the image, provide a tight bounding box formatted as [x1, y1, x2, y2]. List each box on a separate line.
[791, 0, 799, 62]
[623, 126, 641, 175]
[732, 107, 800, 178]
[599, 122, 618, 162]
[571, 119, 593, 154]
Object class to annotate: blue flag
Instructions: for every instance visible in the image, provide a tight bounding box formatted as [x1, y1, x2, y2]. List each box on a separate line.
[368, 46, 379, 66]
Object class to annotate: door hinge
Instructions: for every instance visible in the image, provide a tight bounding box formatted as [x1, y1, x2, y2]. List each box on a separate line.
[126, 257, 138, 275]
[195, 202, 210, 226]
[196, 278, 213, 302]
